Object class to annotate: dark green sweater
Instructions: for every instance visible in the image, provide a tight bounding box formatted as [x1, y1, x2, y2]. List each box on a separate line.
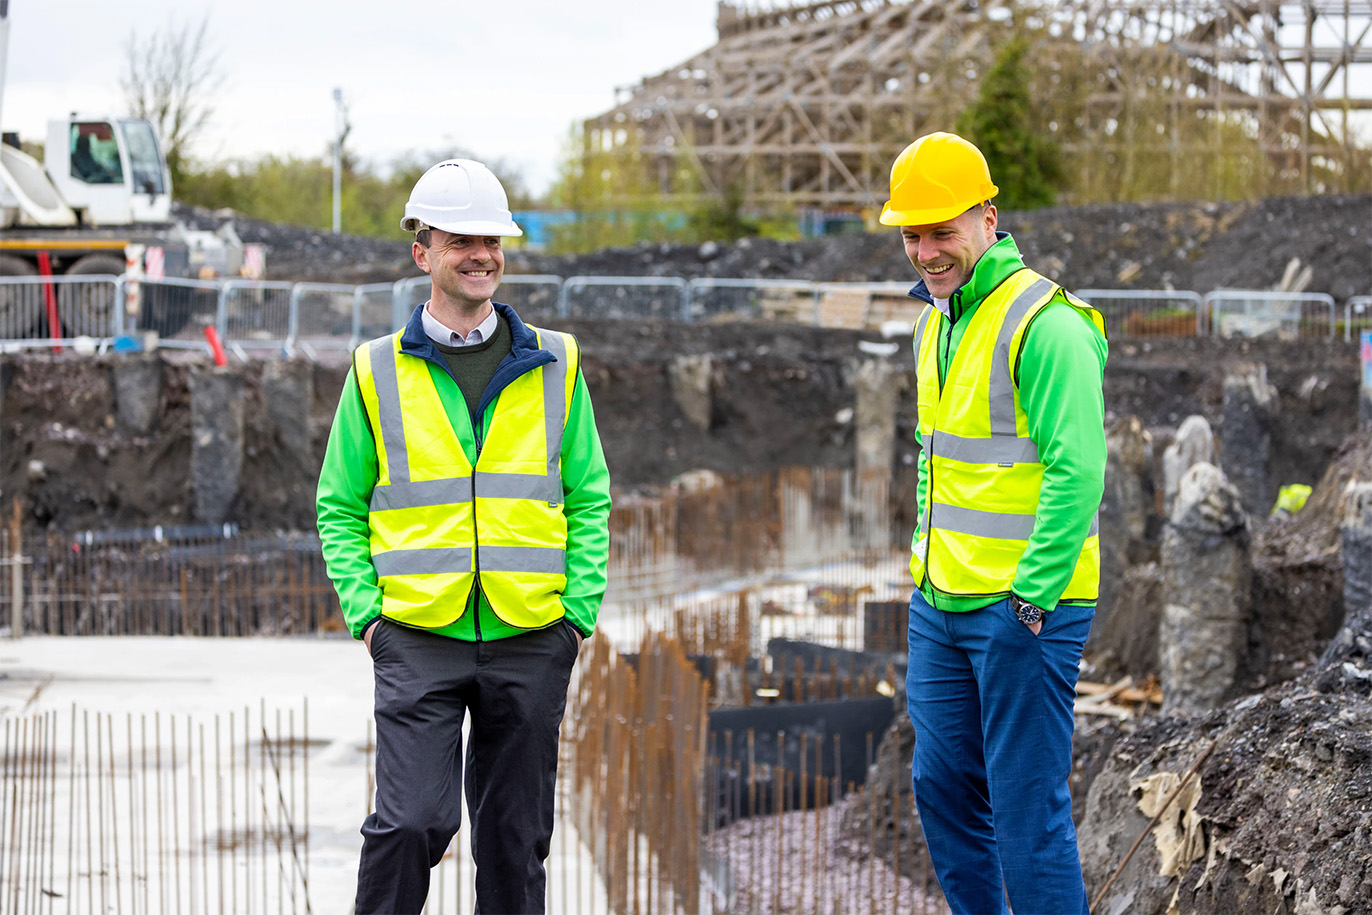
[432, 313, 512, 423]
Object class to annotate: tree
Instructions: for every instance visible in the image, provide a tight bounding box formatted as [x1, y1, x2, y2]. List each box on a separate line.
[546, 124, 670, 253]
[120, 14, 224, 189]
[957, 33, 1064, 211]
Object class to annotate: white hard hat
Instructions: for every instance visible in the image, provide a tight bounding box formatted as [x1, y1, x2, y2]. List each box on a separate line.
[400, 159, 523, 237]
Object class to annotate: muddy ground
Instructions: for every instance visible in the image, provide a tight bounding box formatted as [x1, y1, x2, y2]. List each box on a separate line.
[3, 193, 1369, 913]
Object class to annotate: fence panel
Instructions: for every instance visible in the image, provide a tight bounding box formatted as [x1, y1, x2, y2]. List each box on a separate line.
[391, 276, 427, 330]
[1205, 290, 1338, 340]
[0, 275, 123, 341]
[134, 276, 221, 348]
[496, 274, 563, 325]
[686, 278, 820, 324]
[814, 282, 921, 329]
[288, 282, 356, 354]
[559, 276, 689, 321]
[1345, 296, 1372, 343]
[351, 282, 396, 345]
[1075, 289, 1203, 337]
[219, 280, 294, 355]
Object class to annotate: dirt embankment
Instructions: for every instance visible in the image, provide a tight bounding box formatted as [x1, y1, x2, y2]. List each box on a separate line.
[0, 325, 1359, 537]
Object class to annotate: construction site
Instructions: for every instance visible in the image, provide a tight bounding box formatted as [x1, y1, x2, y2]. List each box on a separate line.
[1, 0, 1372, 912]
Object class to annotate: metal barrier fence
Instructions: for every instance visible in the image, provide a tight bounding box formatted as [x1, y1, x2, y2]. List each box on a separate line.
[289, 282, 356, 354]
[1205, 289, 1339, 340]
[687, 278, 820, 323]
[1, 272, 1365, 355]
[560, 275, 689, 321]
[135, 277, 222, 348]
[1346, 296, 1372, 342]
[0, 274, 123, 343]
[1077, 289, 1205, 337]
[219, 280, 295, 357]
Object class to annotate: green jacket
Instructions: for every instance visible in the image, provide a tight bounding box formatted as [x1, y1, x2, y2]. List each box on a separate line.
[316, 302, 613, 641]
[911, 233, 1108, 612]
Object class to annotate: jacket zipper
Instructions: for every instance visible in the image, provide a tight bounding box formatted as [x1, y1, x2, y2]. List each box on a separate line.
[471, 422, 484, 642]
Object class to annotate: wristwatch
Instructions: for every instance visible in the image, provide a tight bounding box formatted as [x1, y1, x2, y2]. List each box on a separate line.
[1010, 594, 1045, 627]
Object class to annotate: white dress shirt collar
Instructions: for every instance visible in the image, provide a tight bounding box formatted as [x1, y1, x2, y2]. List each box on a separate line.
[422, 303, 498, 347]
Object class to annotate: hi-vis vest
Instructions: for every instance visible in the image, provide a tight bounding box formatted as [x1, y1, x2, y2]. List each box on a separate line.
[354, 328, 578, 630]
[912, 268, 1105, 601]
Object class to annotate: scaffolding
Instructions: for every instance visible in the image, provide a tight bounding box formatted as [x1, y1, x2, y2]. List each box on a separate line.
[585, 0, 1372, 208]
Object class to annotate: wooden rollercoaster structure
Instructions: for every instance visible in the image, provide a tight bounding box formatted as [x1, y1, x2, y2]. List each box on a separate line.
[585, 0, 1372, 208]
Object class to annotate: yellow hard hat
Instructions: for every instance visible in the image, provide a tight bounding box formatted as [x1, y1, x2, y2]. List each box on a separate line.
[879, 132, 999, 226]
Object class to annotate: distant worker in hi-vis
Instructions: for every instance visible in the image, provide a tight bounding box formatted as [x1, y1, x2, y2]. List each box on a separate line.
[884, 132, 1107, 915]
[316, 159, 611, 914]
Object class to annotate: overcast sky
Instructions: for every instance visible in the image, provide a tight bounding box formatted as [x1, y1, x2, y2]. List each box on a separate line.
[0, 0, 724, 195]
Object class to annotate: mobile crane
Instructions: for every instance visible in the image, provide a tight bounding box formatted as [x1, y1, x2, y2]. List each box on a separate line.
[0, 0, 252, 339]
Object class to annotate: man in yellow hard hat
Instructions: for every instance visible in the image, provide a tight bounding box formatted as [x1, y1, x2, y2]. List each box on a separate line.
[885, 132, 1107, 914]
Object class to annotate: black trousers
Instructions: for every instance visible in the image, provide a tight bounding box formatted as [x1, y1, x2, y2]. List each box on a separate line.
[354, 619, 580, 915]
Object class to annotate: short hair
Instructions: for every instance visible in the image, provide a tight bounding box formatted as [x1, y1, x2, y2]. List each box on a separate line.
[414, 227, 432, 248]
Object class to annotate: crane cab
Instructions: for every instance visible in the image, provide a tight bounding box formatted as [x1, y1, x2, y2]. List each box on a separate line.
[43, 116, 172, 225]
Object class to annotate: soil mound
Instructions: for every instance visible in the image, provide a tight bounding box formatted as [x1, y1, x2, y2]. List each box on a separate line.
[200, 195, 1372, 304]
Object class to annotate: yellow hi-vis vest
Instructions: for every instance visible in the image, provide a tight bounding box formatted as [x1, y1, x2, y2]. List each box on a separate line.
[353, 327, 578, 630]
[911, 268, 1104, 601]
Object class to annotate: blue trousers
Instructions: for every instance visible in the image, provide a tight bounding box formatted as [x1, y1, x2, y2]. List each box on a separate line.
[906, 591, 1093, 915]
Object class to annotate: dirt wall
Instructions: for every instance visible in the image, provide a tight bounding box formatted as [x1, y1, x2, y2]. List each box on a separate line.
[0, 324, 1360, 539]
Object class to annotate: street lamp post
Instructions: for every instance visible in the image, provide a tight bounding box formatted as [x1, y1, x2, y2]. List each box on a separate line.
[332, 87, 344, 234]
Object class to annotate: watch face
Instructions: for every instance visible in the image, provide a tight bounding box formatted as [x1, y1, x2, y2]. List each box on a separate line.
[1013, 597, 1043, 625]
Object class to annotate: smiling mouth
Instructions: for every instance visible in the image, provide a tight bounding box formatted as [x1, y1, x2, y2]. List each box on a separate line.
[924, 264, 953, 276]
[461, 270, 492, 277]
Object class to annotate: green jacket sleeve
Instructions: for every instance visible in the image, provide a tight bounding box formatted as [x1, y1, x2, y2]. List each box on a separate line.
[559, 370, 613, 636]
[1014, 297, 1109, 608]
[315, 367, 382, 639]
[562, 370, 617, 636]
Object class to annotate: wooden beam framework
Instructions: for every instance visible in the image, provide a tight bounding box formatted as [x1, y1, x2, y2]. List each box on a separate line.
[585, 0, 1372, 207]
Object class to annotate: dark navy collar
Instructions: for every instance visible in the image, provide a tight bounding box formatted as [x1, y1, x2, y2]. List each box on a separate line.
[399, 300, 545, 361]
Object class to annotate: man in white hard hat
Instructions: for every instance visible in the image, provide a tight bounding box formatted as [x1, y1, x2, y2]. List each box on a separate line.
[317, 159, 612, 913]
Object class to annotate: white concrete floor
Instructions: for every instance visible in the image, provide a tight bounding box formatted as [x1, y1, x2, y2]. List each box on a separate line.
[0, 635, 608, 915]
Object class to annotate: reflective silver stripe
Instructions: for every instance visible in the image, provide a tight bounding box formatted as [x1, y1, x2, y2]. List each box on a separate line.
[988, 277, 1055, 435]
[369, 331, 571, 511]
[913, 305, 934, 356]
[370, 337, 410, 484]
[475, 472, 559, 500]
[539, 331, 568, 505]
[372, 547, 473, 577]
[932, 504, 1100, 540]
[370, 478, 473, 512]
[477, 545, 566, 575]
[933, 503, 1037, 540]
[928, 429, 1039, 465]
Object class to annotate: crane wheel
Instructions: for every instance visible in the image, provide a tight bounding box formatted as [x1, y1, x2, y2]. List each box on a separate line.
[0, 253, 41, 339]
[58, 254, 126, 338]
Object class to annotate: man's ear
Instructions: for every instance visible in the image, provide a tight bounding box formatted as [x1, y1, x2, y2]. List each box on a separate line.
[412, 240, 431, 274]
[983, 204, 999, 238]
